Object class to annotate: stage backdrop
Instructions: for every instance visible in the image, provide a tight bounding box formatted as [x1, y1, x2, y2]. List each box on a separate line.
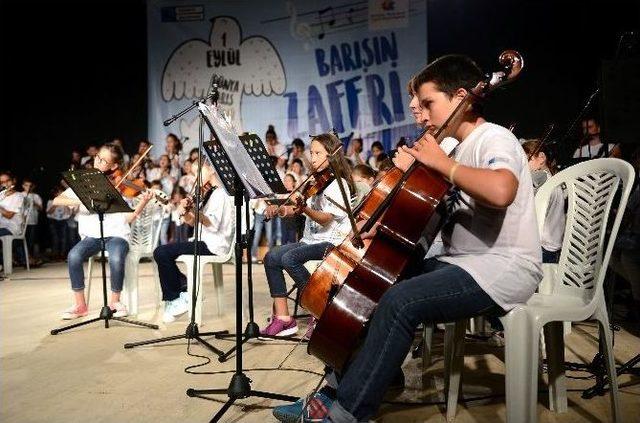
[148, 0, 427, 156]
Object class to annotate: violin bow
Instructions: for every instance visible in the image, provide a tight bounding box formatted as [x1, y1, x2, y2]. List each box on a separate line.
[325, 130, 364, 248]
[529, 123, 555, 160]
[114, 144, 153, 188]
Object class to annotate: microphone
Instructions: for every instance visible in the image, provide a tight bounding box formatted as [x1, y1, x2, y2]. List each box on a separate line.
[208, 74, 220, 103]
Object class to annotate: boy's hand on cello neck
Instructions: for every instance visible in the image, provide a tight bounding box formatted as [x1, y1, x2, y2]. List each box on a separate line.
[399, 133, 452, 174]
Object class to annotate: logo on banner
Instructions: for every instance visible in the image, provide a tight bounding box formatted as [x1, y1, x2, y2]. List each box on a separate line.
[162, 16, 286, 148]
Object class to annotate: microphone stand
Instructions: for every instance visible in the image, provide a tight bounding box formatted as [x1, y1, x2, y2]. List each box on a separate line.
[124, 82, 228, 357]
[560, 31, 635, 165]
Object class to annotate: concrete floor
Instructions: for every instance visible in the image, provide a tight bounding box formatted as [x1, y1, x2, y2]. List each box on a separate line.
[1, 261, 639, 423]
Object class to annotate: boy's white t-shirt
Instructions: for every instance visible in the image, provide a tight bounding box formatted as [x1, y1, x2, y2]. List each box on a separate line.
[25, 193, 42, 225]
[0, 192, 24, 235]
[300, 179, 352, 246]
[198, 187, 235, 255]
[62, 188, 131, 240]
[436, 122, 542, 310]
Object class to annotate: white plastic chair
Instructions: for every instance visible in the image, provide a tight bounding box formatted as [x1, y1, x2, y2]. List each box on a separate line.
[175, 239, 235, 326]
[86, 202, 163, 314]
[121, 203, 164, 314]
[444, 158, 634, 422]
[1, 196, 31, 275]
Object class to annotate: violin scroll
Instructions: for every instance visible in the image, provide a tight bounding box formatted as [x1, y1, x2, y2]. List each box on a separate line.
[499, 50, 524, 81]
[481, 50, 524, 94]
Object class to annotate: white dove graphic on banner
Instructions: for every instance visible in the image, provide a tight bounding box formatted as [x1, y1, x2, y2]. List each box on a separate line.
[162, 16, 286, 149]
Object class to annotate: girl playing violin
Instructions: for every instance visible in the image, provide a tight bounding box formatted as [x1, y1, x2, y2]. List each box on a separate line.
[52, 143, 154, 320]
[260, 133, 355, 338]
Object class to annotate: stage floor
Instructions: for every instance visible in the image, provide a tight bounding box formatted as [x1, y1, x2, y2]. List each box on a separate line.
[1, 261, 638, 422]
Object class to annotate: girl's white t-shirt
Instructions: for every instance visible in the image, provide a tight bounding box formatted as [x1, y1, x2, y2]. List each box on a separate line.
[62, 188, 131, 240]
[300, 179, 352, 246]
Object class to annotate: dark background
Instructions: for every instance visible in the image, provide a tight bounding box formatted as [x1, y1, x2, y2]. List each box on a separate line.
[1, 0, 639, 198]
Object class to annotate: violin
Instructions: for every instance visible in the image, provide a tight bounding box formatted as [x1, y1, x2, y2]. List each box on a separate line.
[266, 162, 335, 220]
[292, 166, 334, 213]
[118, 178, 169, 206]
[119, 177, 146, 198]
[180, 181, 216, 217]
[107, 168, 125, 187]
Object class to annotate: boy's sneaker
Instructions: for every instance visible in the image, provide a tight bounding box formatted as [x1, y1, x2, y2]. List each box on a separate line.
[260, 316, 298, 338]
[109, 302, 128, 318]
[163, 296, 189, 323]
[162, 310, 176, 324]
[61, 304, 88, 320]
[302, 317, 317, 341]
[273, 391, 334, 423]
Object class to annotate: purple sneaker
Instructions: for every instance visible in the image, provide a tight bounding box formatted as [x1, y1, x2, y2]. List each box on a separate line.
[260, 316, 298, 337]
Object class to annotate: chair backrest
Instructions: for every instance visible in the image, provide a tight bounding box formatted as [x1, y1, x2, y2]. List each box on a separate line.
[129, 201, 163, 255]
[535, 158, 635, 307]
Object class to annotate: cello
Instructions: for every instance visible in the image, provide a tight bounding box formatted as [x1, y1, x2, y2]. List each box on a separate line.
[300, 51, 524, 371]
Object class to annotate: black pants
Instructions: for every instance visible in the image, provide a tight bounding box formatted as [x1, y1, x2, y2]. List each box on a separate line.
[153, 241, 214, 301]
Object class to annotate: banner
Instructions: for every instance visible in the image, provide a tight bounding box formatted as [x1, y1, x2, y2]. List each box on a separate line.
[148, 0, 427, 156]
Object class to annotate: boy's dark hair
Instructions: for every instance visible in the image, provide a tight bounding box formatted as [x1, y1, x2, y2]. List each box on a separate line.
[171, 185, 187, 197]
[412, 54, 484, 99]
[291, 158, 304, 167]
[291, 138, 305, 149]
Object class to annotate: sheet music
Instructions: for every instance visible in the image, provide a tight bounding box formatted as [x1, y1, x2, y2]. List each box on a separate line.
[198, 102, 274, 198]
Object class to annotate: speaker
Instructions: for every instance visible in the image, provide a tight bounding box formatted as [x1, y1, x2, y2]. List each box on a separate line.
[600, 58, 640, 145]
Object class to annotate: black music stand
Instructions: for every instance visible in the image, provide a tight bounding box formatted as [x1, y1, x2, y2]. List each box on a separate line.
[51, 169, 159, 335]
[212, 133, 305, 362]
[186, 105, 297, 422]
[124, 97, 228, 357]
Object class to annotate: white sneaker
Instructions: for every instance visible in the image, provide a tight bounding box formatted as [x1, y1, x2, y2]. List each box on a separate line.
[162, 309, 176, 323]
[179, 291, 191, 305]
[165, 296, 189, 318]
[110, 302, 128, 318]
